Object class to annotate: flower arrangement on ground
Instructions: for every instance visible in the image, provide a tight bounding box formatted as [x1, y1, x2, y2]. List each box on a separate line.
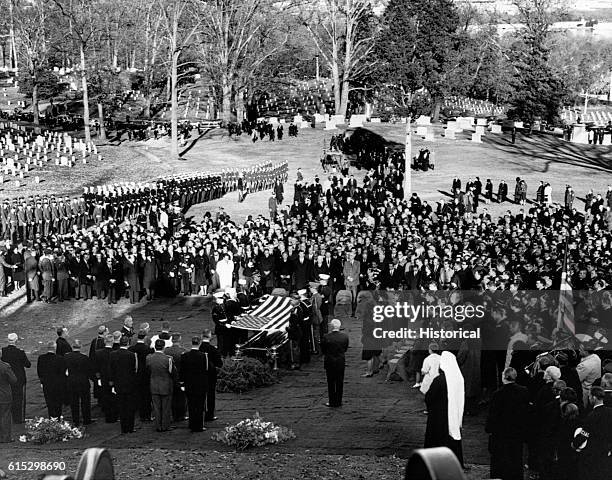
[216, 357, 279, 393]
[212, 412, 295, 450]
[19, 417, 84, 444]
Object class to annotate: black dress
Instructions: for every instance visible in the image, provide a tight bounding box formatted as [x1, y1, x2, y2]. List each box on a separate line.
[424, 372, 464, 466]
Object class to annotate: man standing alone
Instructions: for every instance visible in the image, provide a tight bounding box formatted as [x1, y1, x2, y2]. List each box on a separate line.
[64, 340, 94, 426]
[146, 339, 176, 432]
[199, 329, 222, 422]
[485, 367, 529, 480]
[180, 336, 208, 432]
[110, 337, 138, 434]
[321, 319, 349, 408]
[37, 341, 65, 418]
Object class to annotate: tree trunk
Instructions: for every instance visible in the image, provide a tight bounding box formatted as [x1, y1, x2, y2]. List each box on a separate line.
[143, 95, 151, 119]
[97, 102, 106, 140]
[80, 42, 91, 144]
[221, 75, 232, 123]
[331, 63, 341, 117]
[235, 91, 245, 123]
[8, 0, 17, 71]
[338, 78, 350, 119]
[431, 98, 442, 122]
[209, 85, 217, 119]
[32, 82, 39, 127]
[170, 51, 179, 158]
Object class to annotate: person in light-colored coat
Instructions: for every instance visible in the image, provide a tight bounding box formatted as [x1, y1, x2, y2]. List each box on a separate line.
[146, 340, 176, 432]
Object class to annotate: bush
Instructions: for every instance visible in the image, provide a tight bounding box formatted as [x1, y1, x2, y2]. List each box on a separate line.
[212, 412, 295, 450]
[216, 357, 279, 393]
[19, 417, 84, 445]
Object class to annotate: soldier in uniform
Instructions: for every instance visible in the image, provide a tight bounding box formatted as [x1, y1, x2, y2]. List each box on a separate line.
[50, 199, 60, 234]
[16, 202, 27, 241]
[57, 198, 67, 235]
[211, 292, 230, 357]
[78, 196, 88, 229]
[25, 202, 35, 241]
[0, 200, 8, 239]
[34, 200, 43, 238]
[42, 198, 52, 237]
[287, 296, 303, 370]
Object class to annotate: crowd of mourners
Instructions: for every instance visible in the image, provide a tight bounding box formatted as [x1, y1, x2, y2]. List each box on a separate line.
[0, 162, 288, 301]
[0, 129, 611, 478]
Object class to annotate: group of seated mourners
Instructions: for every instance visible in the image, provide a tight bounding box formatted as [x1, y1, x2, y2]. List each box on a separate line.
[1, 136, 612, 478]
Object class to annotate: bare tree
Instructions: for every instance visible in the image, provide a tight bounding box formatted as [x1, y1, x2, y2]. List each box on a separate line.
[139, 0, 165, 118]
[14, 0, 52, 126]
[50, 0, 104, 144]
[158, 0, 200, 158]
[196, 0, 289, 123]
[304, 0, 377, 118]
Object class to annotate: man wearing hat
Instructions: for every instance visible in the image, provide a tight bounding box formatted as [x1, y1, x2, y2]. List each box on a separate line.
[309, 281, 323, 354]
[287, 295, 303, 370]
[297, 288, 312, 364]
[321, 319, 349, 408]
[1, 333, 31, 424]
[212, 292, 230, 356]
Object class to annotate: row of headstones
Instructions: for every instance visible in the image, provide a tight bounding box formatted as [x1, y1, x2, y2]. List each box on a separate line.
[414, 118, 505, 143]
[261, 115, 310, 128]
[444, 99, 505, 115]
[561, 110, 612, 124]
[0, 150, 102, 175]
[3, 99, 26, 107]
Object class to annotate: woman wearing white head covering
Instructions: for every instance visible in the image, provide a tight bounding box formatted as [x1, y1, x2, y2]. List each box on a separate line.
[424, 351, 465, 467]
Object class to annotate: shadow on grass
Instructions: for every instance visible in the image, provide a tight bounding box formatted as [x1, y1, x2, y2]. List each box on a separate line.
[483, 132, 612, 174]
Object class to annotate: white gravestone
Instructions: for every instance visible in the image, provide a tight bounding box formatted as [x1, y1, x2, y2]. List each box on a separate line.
[349, 114, 367, 127]
[416, 126, 428, 137]
[314, 113, 326, 125]
[491, 124, 502, 134]
[416, 115, 431, 126]
[471, 133, 482, 143]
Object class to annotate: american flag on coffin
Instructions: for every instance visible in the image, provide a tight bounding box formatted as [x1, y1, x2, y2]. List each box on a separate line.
[232, 295, 294, 331]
